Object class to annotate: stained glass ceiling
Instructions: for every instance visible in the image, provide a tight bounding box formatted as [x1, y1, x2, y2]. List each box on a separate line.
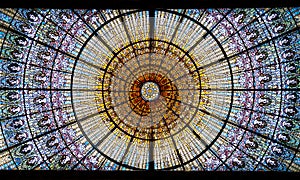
[0, 8, 299, 171]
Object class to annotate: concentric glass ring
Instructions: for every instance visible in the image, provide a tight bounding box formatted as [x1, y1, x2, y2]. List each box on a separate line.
[73, 10, 231, 169]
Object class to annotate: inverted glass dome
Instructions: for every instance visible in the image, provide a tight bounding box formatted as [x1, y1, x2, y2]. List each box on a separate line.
[0, 8, 299, 171]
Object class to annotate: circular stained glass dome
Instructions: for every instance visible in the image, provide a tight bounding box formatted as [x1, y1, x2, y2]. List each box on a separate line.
[0, 8, 299, 171]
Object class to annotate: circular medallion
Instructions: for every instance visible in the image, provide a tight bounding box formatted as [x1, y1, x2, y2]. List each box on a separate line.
[141, 82, 160, 101]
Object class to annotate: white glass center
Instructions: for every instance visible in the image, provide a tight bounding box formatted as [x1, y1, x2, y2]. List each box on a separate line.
[141, 82, 160, 101]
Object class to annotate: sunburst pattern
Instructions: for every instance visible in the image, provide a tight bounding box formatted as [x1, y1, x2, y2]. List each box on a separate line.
[0, 8, 299, 171]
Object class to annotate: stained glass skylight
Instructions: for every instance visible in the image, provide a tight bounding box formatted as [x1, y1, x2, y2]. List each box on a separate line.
[0, 8, 299, 171]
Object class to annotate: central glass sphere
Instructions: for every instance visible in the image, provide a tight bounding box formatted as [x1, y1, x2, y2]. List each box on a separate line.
[141, 82, 160, 101]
